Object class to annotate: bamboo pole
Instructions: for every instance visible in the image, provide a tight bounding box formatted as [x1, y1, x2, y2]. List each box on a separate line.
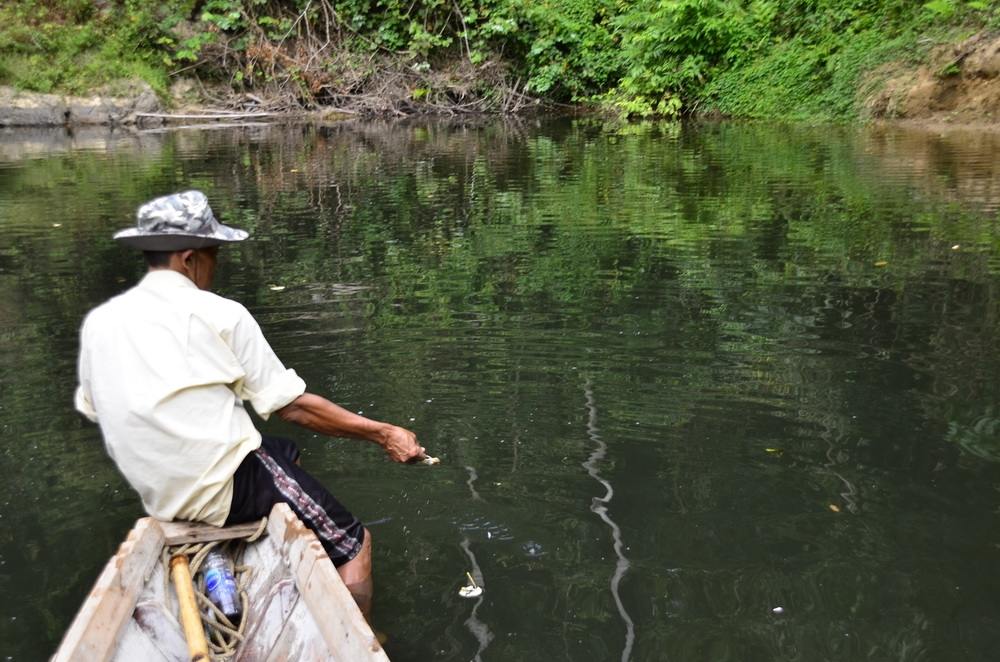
[170, 554, 210, 662]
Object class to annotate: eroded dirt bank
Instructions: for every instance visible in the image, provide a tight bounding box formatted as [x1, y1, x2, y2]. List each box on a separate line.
[863, 32, 1000, 125]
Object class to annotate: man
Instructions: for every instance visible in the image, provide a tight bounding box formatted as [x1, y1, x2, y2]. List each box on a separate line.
[74, 190, 424, 620]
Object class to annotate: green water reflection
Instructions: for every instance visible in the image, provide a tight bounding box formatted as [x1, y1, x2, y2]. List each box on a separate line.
[1, 120, 1000, 661]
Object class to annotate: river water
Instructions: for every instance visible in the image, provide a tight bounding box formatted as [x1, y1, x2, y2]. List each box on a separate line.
[1, 120, 1000, 661]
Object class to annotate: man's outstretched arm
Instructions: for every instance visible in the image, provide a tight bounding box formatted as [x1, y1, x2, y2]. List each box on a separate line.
[276, 392, 425, 463]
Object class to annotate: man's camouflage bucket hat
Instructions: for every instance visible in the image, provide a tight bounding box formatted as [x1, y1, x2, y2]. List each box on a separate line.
[114, 190, 249, 251]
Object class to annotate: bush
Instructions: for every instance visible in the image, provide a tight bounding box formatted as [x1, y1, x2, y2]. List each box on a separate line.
[0, 0, 996, 116]
[0, 1, 176, 95]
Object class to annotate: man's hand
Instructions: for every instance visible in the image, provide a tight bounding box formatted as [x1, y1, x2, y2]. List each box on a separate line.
[377, 424, 426, 463]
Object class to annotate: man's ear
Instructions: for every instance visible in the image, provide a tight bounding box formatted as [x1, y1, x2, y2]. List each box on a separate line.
[179, 249, 196, 267]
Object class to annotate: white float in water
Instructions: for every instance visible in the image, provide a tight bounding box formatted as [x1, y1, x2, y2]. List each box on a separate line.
[459, 572, 483, 598]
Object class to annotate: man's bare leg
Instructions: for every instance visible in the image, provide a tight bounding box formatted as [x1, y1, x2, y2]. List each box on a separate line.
[296, 456, 374, 622]
[337, 527, 373, 622]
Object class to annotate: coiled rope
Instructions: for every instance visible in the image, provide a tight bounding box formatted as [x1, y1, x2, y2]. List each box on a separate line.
[162, 517, 268, 660]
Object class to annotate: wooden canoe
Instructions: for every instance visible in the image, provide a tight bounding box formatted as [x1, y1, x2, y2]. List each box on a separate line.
[52, 503, 389, 661]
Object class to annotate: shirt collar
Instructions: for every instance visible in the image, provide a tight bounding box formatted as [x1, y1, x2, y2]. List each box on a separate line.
[139, 269, 199, 290]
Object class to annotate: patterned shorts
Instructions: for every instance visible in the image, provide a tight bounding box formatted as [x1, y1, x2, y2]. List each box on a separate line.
[225, 435, 364, 566]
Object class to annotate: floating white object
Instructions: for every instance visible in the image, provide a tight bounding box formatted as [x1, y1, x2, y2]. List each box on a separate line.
[268, 285, 286, 292]
[771, 606, 784, 614]
[459, 571, 482, 598]
[421, 456, 441, 465]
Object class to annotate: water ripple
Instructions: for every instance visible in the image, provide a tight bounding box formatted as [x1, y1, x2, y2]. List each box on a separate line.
[582, 379, 636, 662]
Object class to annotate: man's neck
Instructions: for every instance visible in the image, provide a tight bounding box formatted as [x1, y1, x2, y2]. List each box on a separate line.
[150, 258, 197, 286]
[148, 265, 188, 276]
[146, 266, 198, 287]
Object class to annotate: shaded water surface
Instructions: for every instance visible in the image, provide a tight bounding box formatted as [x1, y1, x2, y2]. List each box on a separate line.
[2, 120, 1000, 661]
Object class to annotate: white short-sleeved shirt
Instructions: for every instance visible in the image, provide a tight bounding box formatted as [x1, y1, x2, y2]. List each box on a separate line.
[75, 269, 306, 525]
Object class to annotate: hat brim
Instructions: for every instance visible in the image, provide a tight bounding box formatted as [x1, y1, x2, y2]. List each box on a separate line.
[114, 228, 248, 251]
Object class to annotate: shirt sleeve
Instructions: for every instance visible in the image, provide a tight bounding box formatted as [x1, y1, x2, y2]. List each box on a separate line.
[228, 304, 306, 419]
[74, 384, 98, 422]
[75, 316, 99, 422]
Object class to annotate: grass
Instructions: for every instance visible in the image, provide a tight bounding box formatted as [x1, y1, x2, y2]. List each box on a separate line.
[0, 2, 170, 97]
[697, 2, 999, 121]
[698, 29, 926, 121]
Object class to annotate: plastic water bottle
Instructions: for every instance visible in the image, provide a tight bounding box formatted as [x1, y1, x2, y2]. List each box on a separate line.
[202, 550, 242, 625]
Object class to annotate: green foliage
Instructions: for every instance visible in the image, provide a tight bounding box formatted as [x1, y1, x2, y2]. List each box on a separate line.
[0, 0, 996, 117]
[507, 0, 623, 99]
[920, 0, 992, 20]
[692, 0, 989, 120]
[702, 28, 915, 120]
[0, 0, 187, 95]
[924, 0, 959, 18]
[201, 0, 250, 31]
[608, 0, 761, 116]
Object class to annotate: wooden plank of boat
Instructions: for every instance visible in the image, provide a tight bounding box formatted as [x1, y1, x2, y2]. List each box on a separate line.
[51, 503, 389, 662]
[51, 518, 165, 661]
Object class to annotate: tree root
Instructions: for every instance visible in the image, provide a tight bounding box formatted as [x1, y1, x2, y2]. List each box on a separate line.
[177, 2, 541, 117]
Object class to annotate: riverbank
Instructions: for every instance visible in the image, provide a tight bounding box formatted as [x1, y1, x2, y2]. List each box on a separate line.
[0, 83, 160, 127]
[860, 32, 999, 125]
[1, 2, 997, 125]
